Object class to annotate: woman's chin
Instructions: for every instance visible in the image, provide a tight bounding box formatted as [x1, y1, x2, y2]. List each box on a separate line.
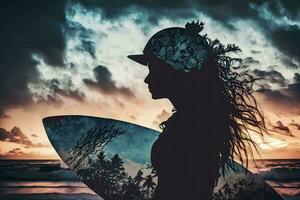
[151, 95, 159, 100]
[149, 92, 157, 99]
[150, 93, 165, 100]
[148, 89, 167, 99]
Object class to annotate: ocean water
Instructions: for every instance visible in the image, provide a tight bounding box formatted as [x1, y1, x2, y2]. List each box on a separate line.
[0, 160, 101, 200]
[0, 159, 299, 200]
[250, 159, 300, 200]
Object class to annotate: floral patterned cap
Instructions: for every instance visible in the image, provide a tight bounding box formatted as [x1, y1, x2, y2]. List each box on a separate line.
[128, 21, 209, 72]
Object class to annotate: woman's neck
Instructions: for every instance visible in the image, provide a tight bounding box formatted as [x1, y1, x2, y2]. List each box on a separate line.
[170, 95, 207, 115]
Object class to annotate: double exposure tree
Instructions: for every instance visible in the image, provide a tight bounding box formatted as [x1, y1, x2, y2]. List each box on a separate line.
[67, 124, 126, 170]
[70, 124, 157, 199]
[212, 178, 283, 200]
[78, 151, 157, 200]
[143, 174, 156, 199]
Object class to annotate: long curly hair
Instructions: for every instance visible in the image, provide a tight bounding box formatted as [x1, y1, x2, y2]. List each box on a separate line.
[206, 36, 267, 175]
[160, 27, 267, 176]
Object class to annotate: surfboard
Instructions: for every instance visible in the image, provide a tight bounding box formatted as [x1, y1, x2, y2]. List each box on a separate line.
[43, 115, 284, 200]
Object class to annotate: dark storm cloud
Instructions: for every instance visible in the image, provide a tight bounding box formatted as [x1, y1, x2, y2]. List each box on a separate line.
[75, 0, 256, 23]
[0, 0, 67, 114]
[0, 148, 40, 159]
[76, 0, 300, 67]
[255, 87, 299, 113]
[256, 73, 300, 113]
[75, 0, 194, 24]
[0, 0, 298, 117]
[0, 127, 34, 146]
[281, 56, 299, 69]
[287, 73, 300, 100]
[6, 148, 22, 154]
[201, 1, 300, 66]
[244, 57, 261, 65]
[271, 25, 300, 67]
[83, 65, 135, 98]
[252, 69, 286, 87]
[48, 79, 85, 102]
[33, 79, 85, 105]
[270, 121, 293, 137]
[256, 88, 290, 103]
[80, 40, 96, 58]
[2, 148, 23, 156]
[266, 1, 299, 19]
[256, 87, 299, 108]
[290, 122, 300, 131]
[67, 21, 100, 58]
[0, 126, 49, 147]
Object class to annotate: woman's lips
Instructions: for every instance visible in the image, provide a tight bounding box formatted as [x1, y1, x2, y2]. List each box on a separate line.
[148, 87, 153, 92]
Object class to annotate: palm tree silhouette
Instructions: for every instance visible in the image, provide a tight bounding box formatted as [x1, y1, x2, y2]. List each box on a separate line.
[143, 174, 156, 199]
[134, 170, 144, 185]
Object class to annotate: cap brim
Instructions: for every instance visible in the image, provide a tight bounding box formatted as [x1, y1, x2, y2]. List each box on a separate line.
[127, 54, 148, 66]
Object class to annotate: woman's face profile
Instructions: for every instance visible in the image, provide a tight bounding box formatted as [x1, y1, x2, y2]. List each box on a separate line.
[144, 58, 174, 100]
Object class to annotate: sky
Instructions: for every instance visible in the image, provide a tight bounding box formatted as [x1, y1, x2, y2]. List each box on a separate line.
[0, 0, 300, 160]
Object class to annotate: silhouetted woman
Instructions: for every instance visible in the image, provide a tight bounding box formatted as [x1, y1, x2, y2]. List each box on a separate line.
[128, 21, 267, 200]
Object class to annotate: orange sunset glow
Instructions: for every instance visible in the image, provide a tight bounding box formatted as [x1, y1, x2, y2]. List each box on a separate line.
[1, 90, 300, 160]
